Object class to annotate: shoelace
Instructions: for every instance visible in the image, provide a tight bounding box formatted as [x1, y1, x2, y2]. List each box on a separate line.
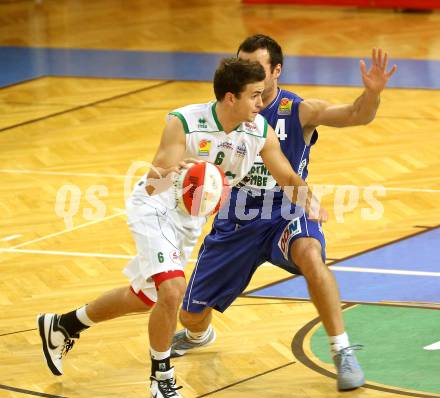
[59, 338, 76, 358]
[155, 378, 183, 398]
[338, 344, 363, 373]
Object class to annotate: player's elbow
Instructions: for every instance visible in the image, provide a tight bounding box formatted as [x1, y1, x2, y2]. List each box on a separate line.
[349, 110, 376, 126]
[359, 109, 377, 125]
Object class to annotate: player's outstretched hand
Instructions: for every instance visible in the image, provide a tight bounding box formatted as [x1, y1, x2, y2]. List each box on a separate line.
[360, 48, 397, 94]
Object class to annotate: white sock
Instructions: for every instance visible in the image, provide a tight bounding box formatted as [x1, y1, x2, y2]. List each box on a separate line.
[186, 324, 212, 341]
[150, 347, 171, 360]
[329, 332, 350, 356]
[76, 306, 95, 327]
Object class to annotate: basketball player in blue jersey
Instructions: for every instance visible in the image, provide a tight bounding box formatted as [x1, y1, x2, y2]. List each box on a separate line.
[172, 35, 397, 391]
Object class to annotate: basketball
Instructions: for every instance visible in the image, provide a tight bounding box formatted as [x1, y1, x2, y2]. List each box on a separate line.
[174, 162, 227, 217]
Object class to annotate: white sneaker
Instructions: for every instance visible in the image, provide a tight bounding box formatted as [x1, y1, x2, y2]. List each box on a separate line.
[37, 313, 77, 376]
[150, 367, 182, 398]
[333, 345, 365, 391]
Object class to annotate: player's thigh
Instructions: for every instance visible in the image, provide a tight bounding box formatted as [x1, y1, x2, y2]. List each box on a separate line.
[183, 222, 266, 313]
[269, 214, 326, 274]
[125, 200, 186, 303]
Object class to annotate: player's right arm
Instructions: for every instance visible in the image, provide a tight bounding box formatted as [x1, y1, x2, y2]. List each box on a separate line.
[299, 48, 397, 130]
[260, 126, 328, 222]
[145, 115, 186, 195]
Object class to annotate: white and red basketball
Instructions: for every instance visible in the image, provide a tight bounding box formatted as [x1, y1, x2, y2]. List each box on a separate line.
[174, 162, 227, 217]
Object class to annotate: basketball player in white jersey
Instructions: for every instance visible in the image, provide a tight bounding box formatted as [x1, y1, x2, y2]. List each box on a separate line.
[37, 58, 326, 398]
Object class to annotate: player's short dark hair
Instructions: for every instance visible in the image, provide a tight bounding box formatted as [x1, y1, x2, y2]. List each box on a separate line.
[237, 34, 283, 71]
[214, 57, 265, 101]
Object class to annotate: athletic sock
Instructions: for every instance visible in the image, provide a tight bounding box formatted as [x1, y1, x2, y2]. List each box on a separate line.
[58, 306, 91, 337]
[150, 348, 171, 375]
[186, 324, 212, 342]
[76, 306, 95, 326]
[329, 331, 350, 357]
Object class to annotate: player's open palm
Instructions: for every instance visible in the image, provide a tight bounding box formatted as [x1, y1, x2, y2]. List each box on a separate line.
[360, 48, 397, 94]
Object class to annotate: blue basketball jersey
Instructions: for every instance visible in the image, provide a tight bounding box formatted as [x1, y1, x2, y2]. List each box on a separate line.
[218, 88, 318, 223]
[183, 89, 326, 314]
[261, 88, 318, 184]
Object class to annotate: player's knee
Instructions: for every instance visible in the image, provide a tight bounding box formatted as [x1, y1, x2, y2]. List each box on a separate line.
[156, 277, 186, 310]
[291, 239, 325, 281]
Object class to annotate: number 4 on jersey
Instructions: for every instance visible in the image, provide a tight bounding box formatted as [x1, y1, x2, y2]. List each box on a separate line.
[275, 119, 287, 141]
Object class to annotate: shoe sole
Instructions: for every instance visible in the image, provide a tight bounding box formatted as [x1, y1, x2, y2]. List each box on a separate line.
[36, 314, 62, 376]
[338, 378, 365, 391]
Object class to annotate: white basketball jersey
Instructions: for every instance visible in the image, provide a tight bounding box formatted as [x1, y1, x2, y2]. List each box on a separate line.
[131, 101, 267, 216]
[172, 101, 267, 185]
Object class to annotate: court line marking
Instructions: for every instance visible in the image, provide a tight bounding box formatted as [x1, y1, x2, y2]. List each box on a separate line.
[0, 234, 22, 242]
[196, 362, 295, 398]
[328, 265, 440, 277]
[0, 168, 129, 178]
[0, 248, 132, 259]
[9, 211, 126, 250]
[0, 75, 46, 91]
[424, 341, 440, 351]
[292, 304, 440, 398]
[0, 80, 174, 133]
[1, 169, 439, 192]
[0, 384, 67, 398]
[1, 247, 439, 278]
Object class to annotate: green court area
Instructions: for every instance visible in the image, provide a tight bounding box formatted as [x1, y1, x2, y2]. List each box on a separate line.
[311, 305, 440, 395]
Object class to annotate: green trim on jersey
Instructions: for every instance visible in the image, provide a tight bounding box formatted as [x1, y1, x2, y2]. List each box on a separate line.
[211, 102, 224, 131]
[169, 111, 190, 134]
[234, 116, 267, 138]
[263, 118, 268, 138]
[236, 128, 266, 138]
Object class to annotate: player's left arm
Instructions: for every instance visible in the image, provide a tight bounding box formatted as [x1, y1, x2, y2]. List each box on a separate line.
[260, 126, 328, 222]
[145, 115, 187, 195]
[299, 48, 397, 129]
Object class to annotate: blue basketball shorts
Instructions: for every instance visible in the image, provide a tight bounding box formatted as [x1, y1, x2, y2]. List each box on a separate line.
[182, 211, 326, 314]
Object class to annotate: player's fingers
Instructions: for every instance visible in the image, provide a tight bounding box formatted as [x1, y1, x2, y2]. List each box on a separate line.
[377, 48, 383, 68]
[183, 157, 201, 164]
[386, 64, 398, 78]
[372, 48, 377, 66]
[178, 161, 190, 170]
[359, 59, 367, 75]
[383, 52, 389, 71]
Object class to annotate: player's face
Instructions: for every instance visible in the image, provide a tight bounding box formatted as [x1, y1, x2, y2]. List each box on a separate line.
[238, 48, 278, 101]
[234, 81, 264, 122]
